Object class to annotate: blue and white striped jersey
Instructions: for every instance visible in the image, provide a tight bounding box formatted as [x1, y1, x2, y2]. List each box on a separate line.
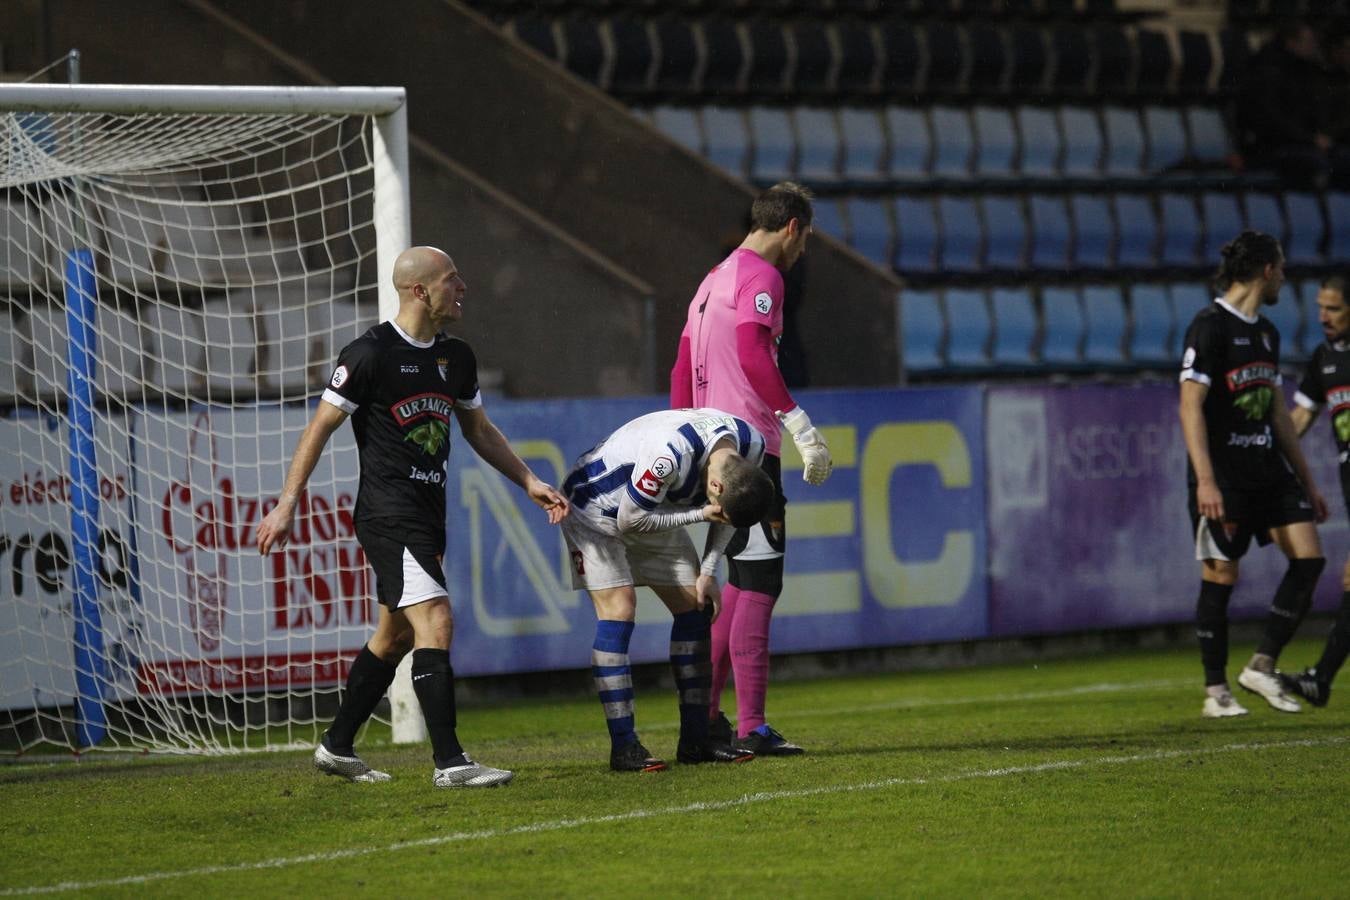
[563, 409, 766, 521]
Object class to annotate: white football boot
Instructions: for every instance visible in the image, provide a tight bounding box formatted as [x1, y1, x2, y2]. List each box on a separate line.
[313, 742, 393, 783]
[433, 755, 514, 788]
[1237, 667, 1302, 713]
[1201, 691, 1249, 718]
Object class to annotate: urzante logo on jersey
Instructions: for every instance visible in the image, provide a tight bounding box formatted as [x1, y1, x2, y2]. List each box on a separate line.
[635, 455, 676, 499]
[391, 392, 453, 456]
[1225, 363, 1276, 422]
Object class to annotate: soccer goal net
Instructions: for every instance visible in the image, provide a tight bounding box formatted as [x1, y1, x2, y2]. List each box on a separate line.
[0, 84, 409, 755]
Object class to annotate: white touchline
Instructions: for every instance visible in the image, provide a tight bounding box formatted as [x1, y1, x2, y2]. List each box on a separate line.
[4, 735, 1345, 897]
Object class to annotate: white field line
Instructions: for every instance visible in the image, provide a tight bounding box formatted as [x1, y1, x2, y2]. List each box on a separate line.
[4, 734, 1345, 897]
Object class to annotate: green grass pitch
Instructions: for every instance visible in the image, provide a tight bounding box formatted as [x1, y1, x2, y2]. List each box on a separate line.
[2, 639, 1347, 898]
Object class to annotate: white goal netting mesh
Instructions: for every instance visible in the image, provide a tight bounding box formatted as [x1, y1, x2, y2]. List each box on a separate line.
[1, 105, 387, 754]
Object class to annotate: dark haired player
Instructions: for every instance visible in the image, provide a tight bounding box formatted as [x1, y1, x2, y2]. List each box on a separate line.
[1178, 230, 1328, 718]
[1284, 275, 1350, 706]
[258, 246, 568, 787]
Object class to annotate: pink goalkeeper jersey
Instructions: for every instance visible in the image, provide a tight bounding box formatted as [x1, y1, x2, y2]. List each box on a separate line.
[680, 248, 785, 455]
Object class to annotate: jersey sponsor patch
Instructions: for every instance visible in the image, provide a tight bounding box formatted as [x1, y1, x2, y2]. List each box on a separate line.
[330, 365, 349, 388]
[634, 458, 673, 499]
[754, 291, 773, 315]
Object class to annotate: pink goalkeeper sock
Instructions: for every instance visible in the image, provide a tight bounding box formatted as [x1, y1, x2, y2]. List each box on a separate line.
[708, 584, 739, 718]
[731, 589, 777, 736]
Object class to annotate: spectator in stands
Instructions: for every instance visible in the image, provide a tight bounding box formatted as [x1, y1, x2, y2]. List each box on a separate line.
[1178, 230, 1328, 718]
[1236, 20, 1350, 188]
[257, 246, 569, 788]
[1283, 274, 1350, 708]
[670, 182, 832, 755]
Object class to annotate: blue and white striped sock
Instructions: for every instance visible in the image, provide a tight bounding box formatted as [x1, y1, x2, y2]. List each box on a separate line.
[593, 619, 637, 749]
[670, 609, 711, 745]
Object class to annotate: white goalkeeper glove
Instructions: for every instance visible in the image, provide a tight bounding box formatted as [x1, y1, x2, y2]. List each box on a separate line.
[779, 406, 832, 486]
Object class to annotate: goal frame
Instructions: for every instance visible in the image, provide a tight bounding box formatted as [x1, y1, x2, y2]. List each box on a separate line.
[0, 83, 420, 748]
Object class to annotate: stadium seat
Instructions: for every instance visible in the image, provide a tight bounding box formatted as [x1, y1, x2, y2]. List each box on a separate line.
[1040, 286, 1085, 366]
[1070, 194, 1113, 269]
[1029, 194, 1071, 269]
[95, 301, 151, 400]
[938, 195, 982, 272]
[900, 289, 944, 375]
[143, 301, 207, 397]
[1, 200, 50, 288]
[1217, 26, 1251, 95]
[654, 20, 699, 94]
[1049, 25, 1093, 96]
[1135, 28, 1175, 98]
[1092, 25, 1135, 97]
[748, 106, 794, 183]
[746, 22, 790, 96]
[1082, 285, 1128, 367]
[811, 197, 847, 243]
[1326, 192, 1350, 261]
[608, 19, 654, 96]
[972, 106, 1017, 179]
[1201, 192, 1244, 262]
[990, 287, 1038, 369]
[1102, 106, 1146, 179]
[257, 305, 321, 397]
[0, 307, 31, 403]
[25, 302, 69, 402]
[1114, 193, 1158, 269]
[885, 107, 932, 179]
[1265, 283, 1304, 361]
[1008, 26, 1050, 95]
[791, 22, 836, 96]
[560, 18, 607, 86]
[839, 108, 887, 182]
[1170, 282, 1214, 329]
[1143, 106, 1189, 174]
[925, 23, 966, 97]
[1159, 193, 1203, 268]
[701, 107, 750, 178]
[506, 16, 559, 63]
[1242, 192, 1286, 245]
[1128, 283, 1174, 366]
[701, 21, 744, 95]
[879, 22, 922, 94]
[943, 289, 992, 369]
[836, 21, 880, 95]
[1016, 105, 1061, 180]
[1284, 192, 1325, 266]
[1177, 30, 1216, 99]
[1185, 106, 1233, 168]
[930, 106, 974, 180]
[651, 106, 702, 154]
[793, 108, 841, 183]
[895, 196, 939, 272]
[967, 23, 1008, 96]
[1061, 107, 1103, 178]
[844, 198, 893, 268]
[982, 196, 1027, 271]
[202, 294, 258, 402]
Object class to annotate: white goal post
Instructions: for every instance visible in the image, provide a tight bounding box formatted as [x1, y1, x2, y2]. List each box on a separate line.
[0, 83, 424, 754]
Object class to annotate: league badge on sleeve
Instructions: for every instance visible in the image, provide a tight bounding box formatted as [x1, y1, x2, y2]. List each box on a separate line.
[754, 291, 773, 315]
[636, 455, 676, 499]
[330, 365, 349, 388]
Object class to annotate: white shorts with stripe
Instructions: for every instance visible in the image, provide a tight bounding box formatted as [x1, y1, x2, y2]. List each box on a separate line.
[561, 509, 699, 591]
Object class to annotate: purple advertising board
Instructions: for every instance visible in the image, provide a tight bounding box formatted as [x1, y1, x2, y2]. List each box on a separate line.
[986, 382, 1349, 636]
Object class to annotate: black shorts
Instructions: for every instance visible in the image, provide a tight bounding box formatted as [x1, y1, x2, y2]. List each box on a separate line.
[1188, 473, 1314, 561]
[355, 519, 447, 609]
[726, 454, 787, 562]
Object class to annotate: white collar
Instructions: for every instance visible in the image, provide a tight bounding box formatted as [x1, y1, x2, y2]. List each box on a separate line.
[1214, 297, 1258, 325]
[391, 319, 436, 348]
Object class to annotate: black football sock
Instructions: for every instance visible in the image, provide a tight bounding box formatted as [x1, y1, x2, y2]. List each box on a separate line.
[1196, 580, 1235, 687]
[325, 645, 398, 755]
[1256, 557, 1325, 660]
[1314, 590, 1350, 682]
[411, 647, 465, 768]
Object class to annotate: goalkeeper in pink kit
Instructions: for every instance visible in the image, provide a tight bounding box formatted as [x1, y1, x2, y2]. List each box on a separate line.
[669, 182, 832, 755]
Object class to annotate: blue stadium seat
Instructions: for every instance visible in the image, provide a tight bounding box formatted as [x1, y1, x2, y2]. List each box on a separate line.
[895, 197, 939, 273]
[608, 19, 654, 96]
[746, 22, 790, 96]
[1143, 106, 1189, 174]
[1008, 26, 1050, 96]
[748, 106, 794, 183]
[701, 21, 744, 95]
[791, 22, 836, 96]
[561, 18, 607, 86]
[1082, 284, 1128, 367]
[1159, 193, 1202, 268]
[1114, 193, 1158, 268]
[990, 287, 1038, 369]
[880, 23, 922, 94]
[1186, 106, 1232, 167]
[1169, 282, 1213, 331]
[938, 195, 982, 272]
[844, 198, 893, 268]
[1040, 286, 1085, 366]
[794, 107, 840, 183]
[701, 107, 750, 178]
[1070, 194, 1113, 269]
[1177, 31, 1215, 99]
[885, 107, 932, 180]
[1201, 192, 1244, 262]
[811, 198, 847, 243]
[1135, 28, 1176, 98]
[982, 196, 1027, 271]
[900, 290, 944, 374]
[1243, 192, 1286, 245]
[651, 106, 702, 155]
[1128, 284, 1174, 365]
[839, 108, 886, 182]
[1102, 106, 1146, 179]
[1029, 194, 1071, 269]
[1264, 283, 1304, 361]
[930, 106, 974, 180]
[1093, 25, 1136, 98]
[1016, 105, 1061, 180]
[972, 106, 1017, 179]
[654, 20, 699, 94]
[943, 289, 992, 369]
[925, 23, 966, 96]
[1284, 192, 1325, 266]
[1050, 25, 1093, 96]
[837, 21, 880, 96]
[1061, 107, 1103, 178]
[1326, 192, 1350, 261]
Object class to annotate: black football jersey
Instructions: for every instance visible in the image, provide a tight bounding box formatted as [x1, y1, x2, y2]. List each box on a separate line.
[1295, 339, 1350, 485]
[1179, 300, 1285, 486]
[322, 321, 479, 527]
